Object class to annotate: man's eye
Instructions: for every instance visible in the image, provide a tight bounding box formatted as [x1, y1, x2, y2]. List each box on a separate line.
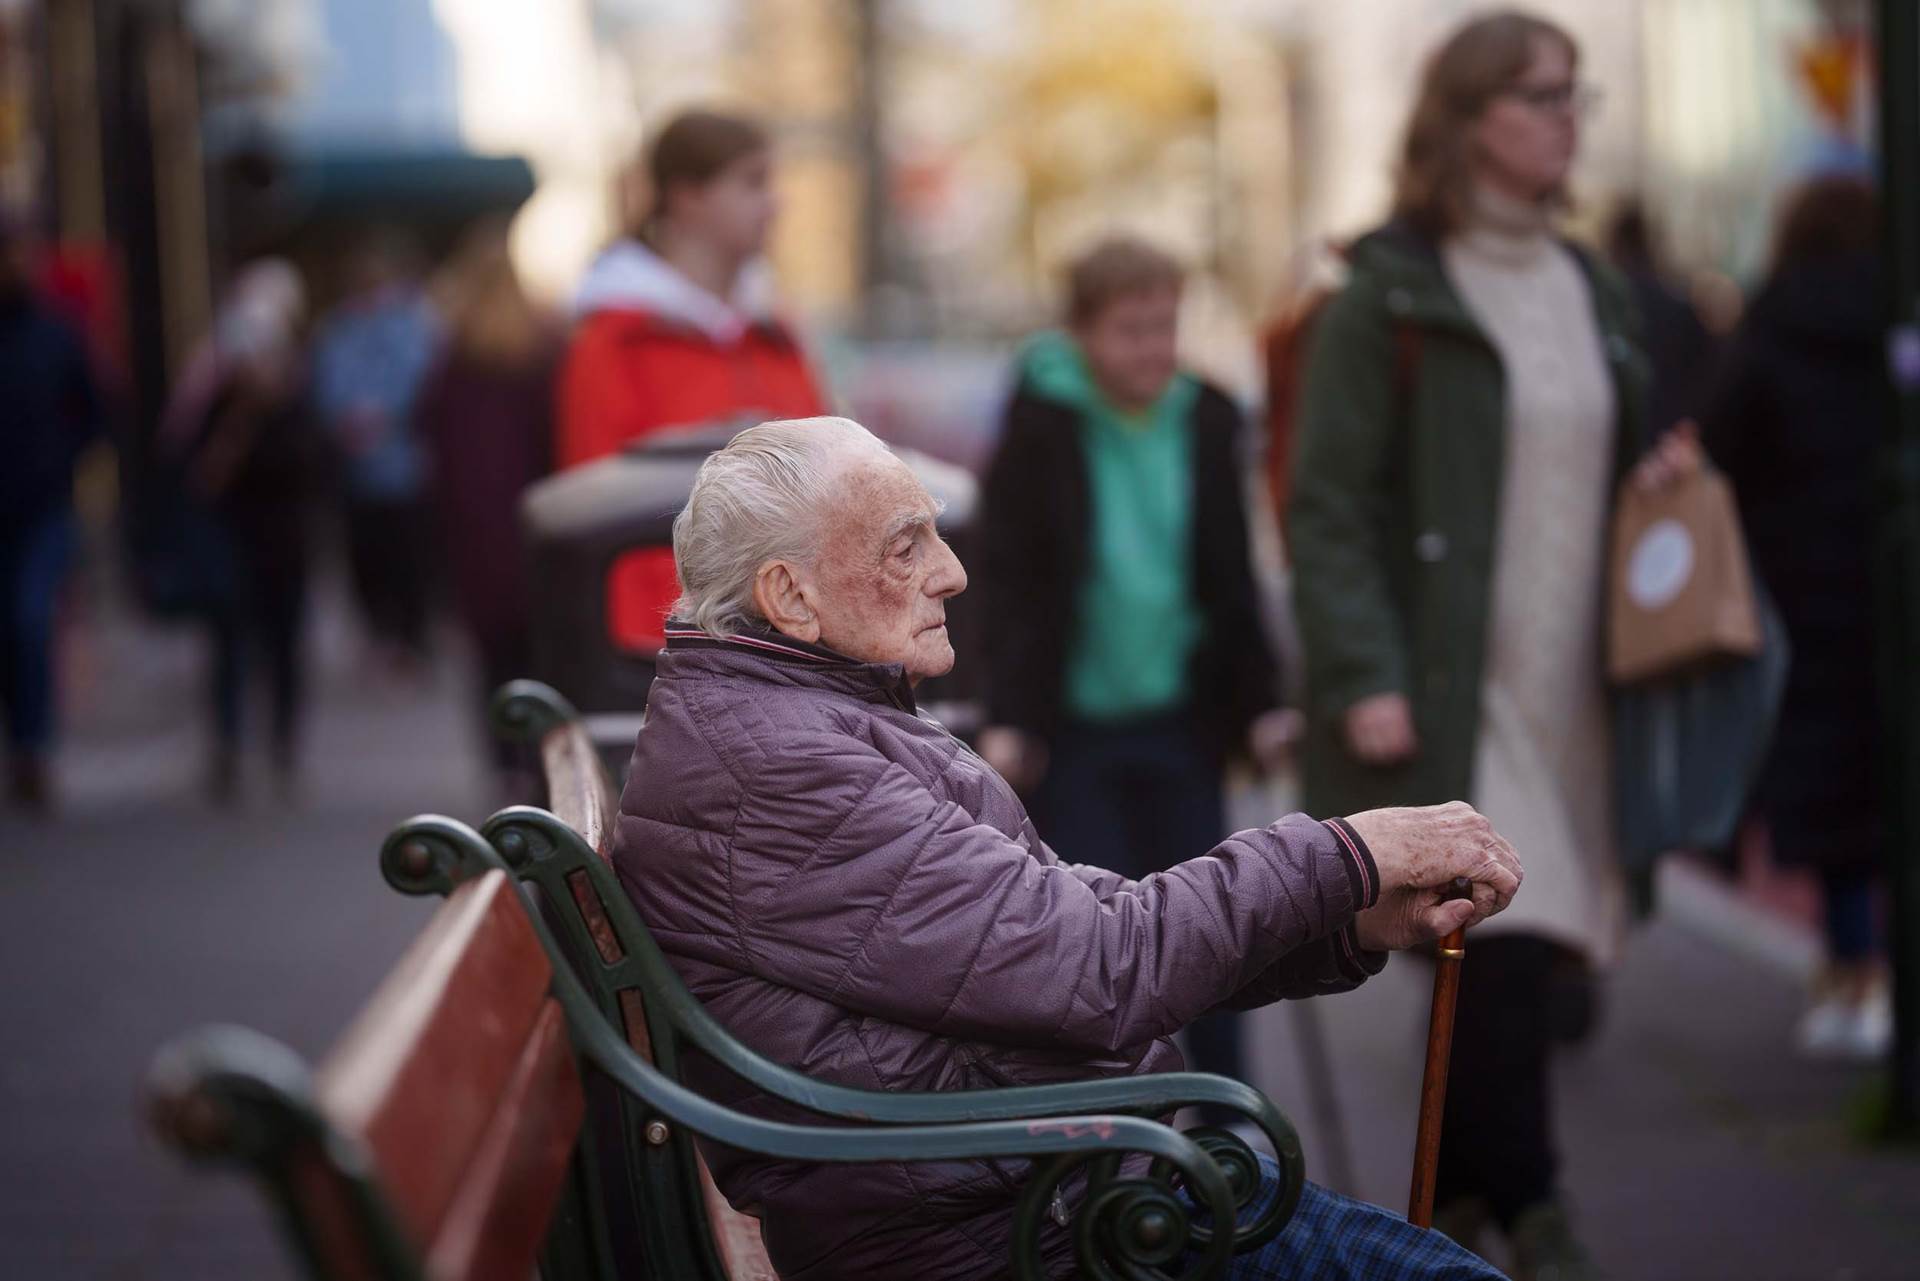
[893, 542, 915, 561]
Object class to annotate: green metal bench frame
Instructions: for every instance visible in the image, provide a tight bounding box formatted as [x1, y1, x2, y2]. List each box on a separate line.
[398, 678, 1311, 1277]
[150, 821, 1263, 1281]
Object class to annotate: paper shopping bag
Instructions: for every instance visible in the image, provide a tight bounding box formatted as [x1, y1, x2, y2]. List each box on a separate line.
[1607, 467, 1762, 685]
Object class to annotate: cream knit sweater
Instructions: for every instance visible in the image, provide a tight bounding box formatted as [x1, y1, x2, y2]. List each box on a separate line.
[1443, 188, 1623, 962]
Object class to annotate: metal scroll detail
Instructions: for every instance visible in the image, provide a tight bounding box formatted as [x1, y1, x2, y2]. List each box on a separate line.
[487, 678, 581, 746]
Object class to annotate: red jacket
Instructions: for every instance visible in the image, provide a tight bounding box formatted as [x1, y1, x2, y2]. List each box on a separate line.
[558, 242, 828, 651]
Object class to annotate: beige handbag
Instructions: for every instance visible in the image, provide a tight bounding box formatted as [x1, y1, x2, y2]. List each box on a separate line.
[1606, 466, 1763, 685]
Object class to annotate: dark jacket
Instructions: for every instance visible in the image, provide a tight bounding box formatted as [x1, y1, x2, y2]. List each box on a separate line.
[0, 292, 100, 536]
[977, 375, 1279, 759]
[417, 344, 556, 656]
[206, 382, 316, 580]
[1288, 222, 1651, 820]
[1614, 257, 1716, 436]
[612, 625, 1383, 1280]
[1700, 253, 1885, 868]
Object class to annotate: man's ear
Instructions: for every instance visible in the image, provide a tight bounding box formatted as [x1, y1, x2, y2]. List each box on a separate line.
[751, 560, 820, 642]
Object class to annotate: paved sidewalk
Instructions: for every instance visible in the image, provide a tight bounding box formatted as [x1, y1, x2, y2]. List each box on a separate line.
[0, 595, 494, 1279]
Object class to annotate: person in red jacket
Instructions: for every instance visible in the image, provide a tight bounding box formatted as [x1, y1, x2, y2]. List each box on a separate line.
[559, 108, 827, 652]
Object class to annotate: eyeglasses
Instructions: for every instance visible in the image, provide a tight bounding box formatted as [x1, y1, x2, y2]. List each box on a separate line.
[1503, 82, 1603, 116]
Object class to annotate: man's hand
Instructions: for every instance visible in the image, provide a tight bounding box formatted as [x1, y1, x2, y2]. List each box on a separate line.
[1345, 802, 1522, 952]
[977, 726, 1048, 793]
[1344, 693, 1418, 766]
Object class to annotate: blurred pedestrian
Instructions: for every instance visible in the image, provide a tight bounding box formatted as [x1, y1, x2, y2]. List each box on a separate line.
[975, 237, 1293, 1109]
[1288, 12, 1697, 1275]
[0, 217, 103, 811]
[1699, 175, 1890, 1060]
[417, 223, 557, 773]
[1605, 200, 1716, 435]
[558, 108, 827, 652]
[312, 232, 440, 671]
[159, 260, 315, 799]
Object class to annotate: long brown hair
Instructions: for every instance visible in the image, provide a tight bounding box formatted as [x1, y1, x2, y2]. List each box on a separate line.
[631, 109, 770, 242]
[1770, 174, 1878, 275]
[435, 220, 551, 367]
[1393, 10, 1579, 237]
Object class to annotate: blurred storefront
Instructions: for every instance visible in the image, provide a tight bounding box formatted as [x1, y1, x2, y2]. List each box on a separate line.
[1638, 0, 1873, 277]
[6, 0, 537, 457]
[1261, 0, 1871, 284]
[6, 0, 213, 452]
[2, 0, 1886, 444]
[548, 0, 1877, 416]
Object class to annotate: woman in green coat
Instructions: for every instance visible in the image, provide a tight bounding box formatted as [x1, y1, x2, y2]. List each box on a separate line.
[1287, 11, 1695, 1277]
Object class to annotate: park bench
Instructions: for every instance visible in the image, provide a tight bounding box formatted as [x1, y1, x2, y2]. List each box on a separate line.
[144, 679, 1309, 1280]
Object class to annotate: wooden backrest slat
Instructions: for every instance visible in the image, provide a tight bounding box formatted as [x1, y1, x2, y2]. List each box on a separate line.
[540, 725, 653, 1067]
[537, 702, 785, 1280]
[315, 871, 554, 1252]
[540, 721, 616, 856]
[565, 867, 625, 965]
[424, 999, 584, 1281]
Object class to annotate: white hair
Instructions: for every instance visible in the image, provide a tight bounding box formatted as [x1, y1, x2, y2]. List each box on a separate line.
[672, 417, 888, 638]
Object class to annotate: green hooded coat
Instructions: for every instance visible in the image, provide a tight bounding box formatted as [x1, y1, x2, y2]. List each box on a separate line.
[1287, 223, 1652, 820]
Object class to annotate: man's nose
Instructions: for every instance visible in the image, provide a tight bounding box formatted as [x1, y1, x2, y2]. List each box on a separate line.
[927, 537, 968, 599]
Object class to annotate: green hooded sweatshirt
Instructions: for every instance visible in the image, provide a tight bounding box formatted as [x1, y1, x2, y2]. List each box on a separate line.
[1017, 331, 1204, 722]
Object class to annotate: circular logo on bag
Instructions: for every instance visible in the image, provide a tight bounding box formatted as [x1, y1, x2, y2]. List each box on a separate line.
[1627, 519, 1694, 610]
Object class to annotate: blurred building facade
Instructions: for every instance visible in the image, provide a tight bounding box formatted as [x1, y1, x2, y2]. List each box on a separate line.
[1268, 0, 1872, 275]
[0, 0, 1880, 441]
[559, 0, 1877, 392]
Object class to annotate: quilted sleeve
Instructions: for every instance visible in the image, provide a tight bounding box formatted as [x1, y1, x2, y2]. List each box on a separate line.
[726, 729, 1376, 1053]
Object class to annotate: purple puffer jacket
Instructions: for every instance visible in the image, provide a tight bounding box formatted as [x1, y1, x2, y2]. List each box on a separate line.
[612, 626, 1385, 1280]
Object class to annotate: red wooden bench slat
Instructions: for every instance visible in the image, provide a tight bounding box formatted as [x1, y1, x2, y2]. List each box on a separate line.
[287, 1139, 384, 1278]
[703, 1171, 780, 1281]
[315, 870, 554, 1253]
[541, 721, 615, 856]
[567, 866, 625, 966]
[544, 719, 781, 1281]
[425, 999, 585, 1281]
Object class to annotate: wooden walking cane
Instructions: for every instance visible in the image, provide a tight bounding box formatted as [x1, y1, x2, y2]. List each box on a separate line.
[1407, 877, 1474, 1228]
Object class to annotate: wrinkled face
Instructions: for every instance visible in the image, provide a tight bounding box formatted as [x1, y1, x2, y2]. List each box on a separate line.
[672, 148, 777, 260]
[1474, 38, 1582, 201]
[809, 450, 968, 683]
[1074, 286, 1181, 412]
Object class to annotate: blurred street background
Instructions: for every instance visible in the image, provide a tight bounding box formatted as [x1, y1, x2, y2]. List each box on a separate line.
[3, 0, 1920, 1278]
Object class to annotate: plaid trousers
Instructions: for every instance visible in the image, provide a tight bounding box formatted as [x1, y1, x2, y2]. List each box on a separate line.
[1192, 1158, 1507, 1280]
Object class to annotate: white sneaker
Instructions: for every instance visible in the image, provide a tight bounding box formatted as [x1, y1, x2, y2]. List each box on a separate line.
[1795, 994, 1855, 1059]
[1843, 985, 1893, 1063]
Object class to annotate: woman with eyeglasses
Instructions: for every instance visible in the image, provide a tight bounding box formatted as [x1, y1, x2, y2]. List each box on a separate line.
[1288, 11, 1696, 1276]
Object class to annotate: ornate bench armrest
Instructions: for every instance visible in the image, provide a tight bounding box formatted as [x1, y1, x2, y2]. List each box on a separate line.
[145, 1026, 422, 1281]
[386, 814, 1305, 1261]
[385, 821, 1244, 1281]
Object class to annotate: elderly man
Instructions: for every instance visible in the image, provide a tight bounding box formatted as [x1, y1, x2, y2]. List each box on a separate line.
[612, 417, 1519, 1280]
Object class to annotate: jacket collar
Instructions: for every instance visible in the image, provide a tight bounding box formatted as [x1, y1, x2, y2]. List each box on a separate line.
[1348, 221, 1488, 342]
[1353, 218, 1651, 463]
[1354, 217, 1631, 334]
[661, 619, 918, 712]
[571, 239, 779, 342]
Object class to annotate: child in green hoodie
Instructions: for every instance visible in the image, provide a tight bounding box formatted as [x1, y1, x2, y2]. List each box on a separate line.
[976, 236, 1293, 1105]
